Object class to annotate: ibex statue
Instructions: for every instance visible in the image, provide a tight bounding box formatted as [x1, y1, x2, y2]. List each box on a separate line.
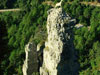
[55, 0, 63, 8]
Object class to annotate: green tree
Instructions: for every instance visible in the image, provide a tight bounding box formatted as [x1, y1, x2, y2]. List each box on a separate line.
[83, 7, 91, 18]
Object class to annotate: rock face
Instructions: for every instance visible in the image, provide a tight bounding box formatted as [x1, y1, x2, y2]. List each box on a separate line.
[40, 7, 79, 75]
[22, 6, 79, 75]
[22, 42, 39, 75]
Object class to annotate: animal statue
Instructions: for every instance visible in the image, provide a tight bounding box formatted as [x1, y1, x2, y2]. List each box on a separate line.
[55, 0, 63, 8]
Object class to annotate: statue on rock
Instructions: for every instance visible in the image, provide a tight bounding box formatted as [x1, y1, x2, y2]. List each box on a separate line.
[40, 1, 79, 75]
[22, 0, 79, 75]
[55, 0, 63, 8]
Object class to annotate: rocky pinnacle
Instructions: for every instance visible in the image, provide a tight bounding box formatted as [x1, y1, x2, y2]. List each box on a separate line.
[40, 7, 79, 75]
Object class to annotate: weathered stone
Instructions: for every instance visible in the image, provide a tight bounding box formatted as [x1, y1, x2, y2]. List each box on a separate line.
[23, 5, 79, 75]
[40, 7, 79, 75]
[22, 42, 39, 75]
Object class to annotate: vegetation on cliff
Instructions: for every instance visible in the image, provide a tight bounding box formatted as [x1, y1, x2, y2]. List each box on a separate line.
[0, 0, 100, 75]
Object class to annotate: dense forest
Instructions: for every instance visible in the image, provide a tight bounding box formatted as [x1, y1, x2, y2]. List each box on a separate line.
[0, 0, 100, 75]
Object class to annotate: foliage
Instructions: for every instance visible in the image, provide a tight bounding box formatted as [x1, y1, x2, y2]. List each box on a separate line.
[0, 0, 100, 75]
[0, 0, 51, 74]
[63, 1, 100, 74]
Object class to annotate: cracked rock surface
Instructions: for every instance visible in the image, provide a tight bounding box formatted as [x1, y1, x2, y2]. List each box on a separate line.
[40, 7, 79, 75]
[22, 7, 79, 75]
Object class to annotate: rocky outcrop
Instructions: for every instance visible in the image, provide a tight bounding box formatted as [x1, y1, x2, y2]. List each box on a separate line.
[22, 41, 44, 75]
[22, 42, 40, 75]
[22, 6, 79, 75]
[40, 7, 79, 75]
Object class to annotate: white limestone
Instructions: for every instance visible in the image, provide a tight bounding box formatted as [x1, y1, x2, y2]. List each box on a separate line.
[40, 7, 78, 75]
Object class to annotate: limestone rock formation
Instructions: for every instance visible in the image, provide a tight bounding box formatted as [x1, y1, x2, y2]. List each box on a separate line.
[22, 42, 39, 75]
[40, 7, 79, 75]
[22, 6, 79, 75]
